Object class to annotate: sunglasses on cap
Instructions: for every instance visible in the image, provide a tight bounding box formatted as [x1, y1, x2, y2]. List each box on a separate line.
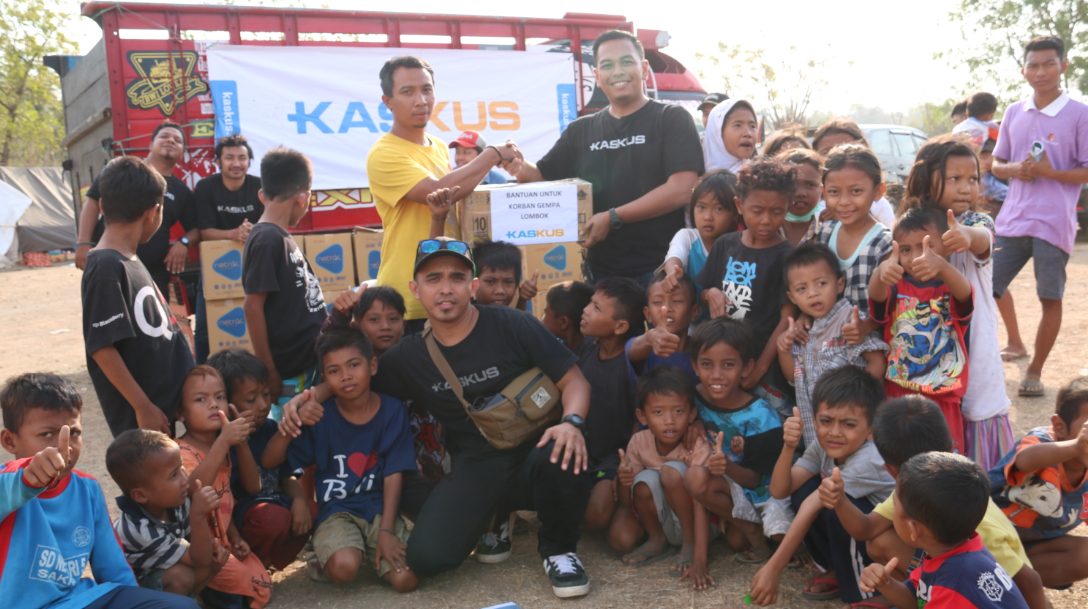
[417, 239, 470, 256]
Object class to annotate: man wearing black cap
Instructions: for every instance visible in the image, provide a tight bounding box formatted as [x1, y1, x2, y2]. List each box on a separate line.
[699, 92, 728, 128]
[279, 237, 594, 598]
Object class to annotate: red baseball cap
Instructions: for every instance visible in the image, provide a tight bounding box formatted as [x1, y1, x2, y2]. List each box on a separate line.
[449, 130, 487, 151]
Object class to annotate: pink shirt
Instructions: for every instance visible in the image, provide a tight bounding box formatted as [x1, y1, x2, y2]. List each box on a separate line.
[993, 92, 1088, 254]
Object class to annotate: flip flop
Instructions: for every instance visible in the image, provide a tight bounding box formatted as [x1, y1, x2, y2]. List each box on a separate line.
[801, 575, 840, 601]
[622, 545, 677, 568]
[735, 548, 771, 565]
[1019, 378, 1045, 397]
[1001, 349, 1028, 362]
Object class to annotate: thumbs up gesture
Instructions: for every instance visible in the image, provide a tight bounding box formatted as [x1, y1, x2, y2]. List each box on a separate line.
[334, 282, 367, 317]
[842, 305, 864, 346]
[519, 269, 540, 302]
[777, 316, 799, 354]
[617, 448, 635, 488]
[190, 479, 222, 519]
[220, 403, 254, 447]
[648, 305, 682, 357]
[859, 557, 898, 594]
[23, 425, 73, 488]
[878, 241, 905, 287]
[942, 209, 970, 254]
[911, 235, 945, 282]
[297, 389, 325, 427]
[661, 264, 684, 294]
[818, 467, 845, 509]
[709, 432, 728, 476]
[783, 407, 803, 449]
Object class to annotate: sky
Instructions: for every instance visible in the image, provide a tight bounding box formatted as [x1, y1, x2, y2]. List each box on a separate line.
[60, 0, 1028, 114]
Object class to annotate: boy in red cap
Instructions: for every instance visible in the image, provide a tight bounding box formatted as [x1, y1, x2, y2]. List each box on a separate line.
[450, 131, 508, 185]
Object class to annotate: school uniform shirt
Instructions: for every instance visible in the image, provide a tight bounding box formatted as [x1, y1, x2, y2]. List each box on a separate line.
[89, 174, 196, 292]
[694, 231, 794, 349]
[113, 495, 192, 572]
[578, 341, 638, 474]
[625, 427, 712, 474]
[870, 277, 973, 399]
[230, 419, 294, 529]
[815, 198, 896, 232]
[795, 440, 895, 506]
[874, 493, 1031, 579]
[791, 298, 889, 448]
[950, 211, 1009, 421]
[286, 394, 416, 526]
[242, 222, 327, 378]
[906, 534, 1028, 609]
[366, 132, 451, 321]
[989, 426, 1088, 542]
[82, 249, 194, 437]
[373, 305, 578, 460]
[817, 220, 893, 319]
[695, 394, 784, 504]
[0, 461, 136, 609]
[193, 173, 263, 231]
[994, 92, 1088, 254]
[536, 100, 705, 278]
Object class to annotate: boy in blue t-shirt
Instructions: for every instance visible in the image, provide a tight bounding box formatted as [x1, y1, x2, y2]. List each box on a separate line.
[859, 452, 1028, 609]
[1, 373, 197, 609]
[263, 327, 418, 592]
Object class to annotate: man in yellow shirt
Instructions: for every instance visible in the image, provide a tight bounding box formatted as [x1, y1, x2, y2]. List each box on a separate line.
[366, 56, 519, 328]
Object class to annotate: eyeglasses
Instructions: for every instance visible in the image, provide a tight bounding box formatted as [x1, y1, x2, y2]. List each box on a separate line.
[418, 239, 470, 256]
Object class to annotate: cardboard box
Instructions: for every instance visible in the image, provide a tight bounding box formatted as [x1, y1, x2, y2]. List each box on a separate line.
[206, 298, 253, 354]
[460, 178, 593, 244]
[524, 292, 548, 319]
[521, 242, 585, 291]
[304, 232, 355, 293]
[352, 227, 384, 283]
[200, 240, 246, 299]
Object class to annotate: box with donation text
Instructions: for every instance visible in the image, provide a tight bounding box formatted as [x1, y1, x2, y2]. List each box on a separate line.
[459, 178, 593, 245]
[303, 232, 355, 293]
[352, 227, 384, 282]
[200, 240, 246, 299]
[206, 297, 253, 354]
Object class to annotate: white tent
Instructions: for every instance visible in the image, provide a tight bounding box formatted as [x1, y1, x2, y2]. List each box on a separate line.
[0, 179, 32, 266]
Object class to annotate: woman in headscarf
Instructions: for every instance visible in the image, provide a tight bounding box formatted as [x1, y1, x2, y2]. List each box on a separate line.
[703, 99, 759, 173]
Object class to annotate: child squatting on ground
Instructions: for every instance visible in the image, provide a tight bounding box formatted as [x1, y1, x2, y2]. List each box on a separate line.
[2, 373, 199, 609]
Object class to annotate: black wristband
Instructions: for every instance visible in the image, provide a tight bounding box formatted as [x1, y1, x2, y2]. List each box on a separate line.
[487, 145, 511, 163]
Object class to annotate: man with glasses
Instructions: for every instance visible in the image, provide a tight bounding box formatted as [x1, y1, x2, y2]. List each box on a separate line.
[367, 56, 520, 333]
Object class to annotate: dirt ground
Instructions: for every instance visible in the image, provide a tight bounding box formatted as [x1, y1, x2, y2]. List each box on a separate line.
[3, 245, 1088, 609]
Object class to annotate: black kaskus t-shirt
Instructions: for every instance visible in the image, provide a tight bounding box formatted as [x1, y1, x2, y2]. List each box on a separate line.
[194, 174, 263, 231]
[536, 100, 704, 277]
[89, 174, 196, 291]
[81, 249, 194, 437]
[578, 341, 637, 473]
[373, 305, 578, 459]
[241, 223, 327, 378]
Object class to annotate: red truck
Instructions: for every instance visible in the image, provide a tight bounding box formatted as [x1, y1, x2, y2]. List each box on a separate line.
[56, 2, 707, 238]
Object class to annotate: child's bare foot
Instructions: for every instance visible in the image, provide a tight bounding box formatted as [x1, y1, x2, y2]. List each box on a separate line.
[735, 546, 773, 564]
[671, 541, 695, 572]
[622, 535, 672, 566]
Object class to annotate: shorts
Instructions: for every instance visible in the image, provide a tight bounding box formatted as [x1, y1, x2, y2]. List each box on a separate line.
[725, 477, 794, 537]
[993, 235, 1070, 300]
[593, 468, 618, 482]
[964, 414, 1015, 472]
[135, 568, 164, 591]
[313, 511, 410, 577]
[631, 462, 689, 546]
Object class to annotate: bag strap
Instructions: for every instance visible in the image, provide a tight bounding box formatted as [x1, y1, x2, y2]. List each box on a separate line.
[422, 321, 473, 412]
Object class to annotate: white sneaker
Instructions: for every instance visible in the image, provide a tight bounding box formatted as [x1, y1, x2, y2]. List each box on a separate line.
[543, 552, 590, 598]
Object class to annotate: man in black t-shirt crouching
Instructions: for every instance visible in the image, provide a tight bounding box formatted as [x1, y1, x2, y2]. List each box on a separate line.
[280, 237, 595, 598]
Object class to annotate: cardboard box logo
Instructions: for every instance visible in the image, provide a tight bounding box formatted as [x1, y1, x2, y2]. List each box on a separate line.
[543, 246, 567, 271]
[216, 306, 247, 338]
[212, 249, 242, 281]
[367, 250, 381, 279]
[314, 244, 345, 275]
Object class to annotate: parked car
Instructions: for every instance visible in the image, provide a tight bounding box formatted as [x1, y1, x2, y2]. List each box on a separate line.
[860, 125, 929, 183]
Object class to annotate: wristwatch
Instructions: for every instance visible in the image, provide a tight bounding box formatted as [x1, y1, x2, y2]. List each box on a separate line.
[560, 414, 587, 434]
[608, 207, 623, 230]
[178, 236, 191, 248]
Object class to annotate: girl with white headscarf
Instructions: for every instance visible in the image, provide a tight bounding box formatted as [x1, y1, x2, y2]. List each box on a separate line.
[703, 99, 758, 173]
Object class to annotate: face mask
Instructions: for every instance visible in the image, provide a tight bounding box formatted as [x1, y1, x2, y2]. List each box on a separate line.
[786, 207, 819, 223]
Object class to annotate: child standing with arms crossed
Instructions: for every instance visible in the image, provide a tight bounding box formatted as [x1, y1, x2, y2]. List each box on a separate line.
[899, 135, 1011, 470]
[869, 206, 974, 454]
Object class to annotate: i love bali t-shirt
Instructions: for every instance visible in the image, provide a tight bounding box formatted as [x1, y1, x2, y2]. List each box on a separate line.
[286, 393, 416, 525]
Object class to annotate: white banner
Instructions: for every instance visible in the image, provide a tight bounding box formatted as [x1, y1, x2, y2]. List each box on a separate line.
[207, 46, 577, 191]
[490, 183, 578, 245]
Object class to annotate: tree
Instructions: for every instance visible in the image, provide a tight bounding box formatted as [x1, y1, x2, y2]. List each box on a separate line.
[695, 44, 833, 128]
[945, 0, 1088, 99]
[0, 0, 76, 166]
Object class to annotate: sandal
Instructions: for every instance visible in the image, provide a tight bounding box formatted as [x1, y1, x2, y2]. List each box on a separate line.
[735, 548, 771, 565]
[1000, 348, 1028, 362]
[1019, 375, 1045, 397]
[801, 575, 840, 601]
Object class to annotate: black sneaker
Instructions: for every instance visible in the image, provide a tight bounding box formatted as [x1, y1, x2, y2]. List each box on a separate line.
[474, 512, 512, 563]
[543, 552, 590, 598]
